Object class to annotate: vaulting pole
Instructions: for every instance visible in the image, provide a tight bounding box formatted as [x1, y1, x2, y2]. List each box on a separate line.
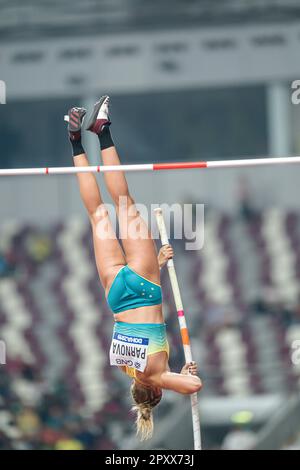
[154, 207, 202, 450]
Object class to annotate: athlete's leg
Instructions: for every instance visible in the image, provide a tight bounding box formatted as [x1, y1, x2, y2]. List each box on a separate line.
[86, 97, 160, 284]
[67, 107, 125, 291]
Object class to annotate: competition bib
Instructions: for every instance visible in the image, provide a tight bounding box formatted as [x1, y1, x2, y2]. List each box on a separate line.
[110, 332, 149, 372]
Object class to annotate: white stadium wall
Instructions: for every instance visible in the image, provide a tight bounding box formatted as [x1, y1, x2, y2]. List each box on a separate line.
[1, 23, 300, 100]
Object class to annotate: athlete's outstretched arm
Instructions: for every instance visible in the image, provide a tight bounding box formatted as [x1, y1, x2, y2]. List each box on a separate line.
[160, 361, 202, 394]
[147, 359, 202, 395]
[160, 370, 202, 395]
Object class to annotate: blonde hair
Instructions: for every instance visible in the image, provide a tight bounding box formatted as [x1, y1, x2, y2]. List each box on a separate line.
[131, 381, 162, 441]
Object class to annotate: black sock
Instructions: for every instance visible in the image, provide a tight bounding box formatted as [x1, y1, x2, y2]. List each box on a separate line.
[70, 137, 85, 157]
[98, 125, 114, 151]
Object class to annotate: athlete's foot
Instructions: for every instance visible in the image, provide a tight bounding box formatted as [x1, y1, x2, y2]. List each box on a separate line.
[64, 107, 86, 141]
[85, 95, 111, 134]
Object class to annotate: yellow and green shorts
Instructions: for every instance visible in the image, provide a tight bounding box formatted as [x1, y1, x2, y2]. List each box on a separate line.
[110, 321, 169, 377]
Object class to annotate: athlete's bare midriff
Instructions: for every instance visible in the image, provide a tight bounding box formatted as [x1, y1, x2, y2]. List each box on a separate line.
[114, 304, 164, 324]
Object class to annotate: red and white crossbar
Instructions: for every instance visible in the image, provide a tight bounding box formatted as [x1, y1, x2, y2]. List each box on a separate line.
[1, 156, 300, 176]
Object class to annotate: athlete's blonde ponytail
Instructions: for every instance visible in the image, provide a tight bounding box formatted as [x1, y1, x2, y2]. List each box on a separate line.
[132, 402, 154, 441]
[131, 381, 162, 441]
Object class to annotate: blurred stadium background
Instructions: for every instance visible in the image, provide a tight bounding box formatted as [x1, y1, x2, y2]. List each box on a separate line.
[1, 0, 300, 450]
